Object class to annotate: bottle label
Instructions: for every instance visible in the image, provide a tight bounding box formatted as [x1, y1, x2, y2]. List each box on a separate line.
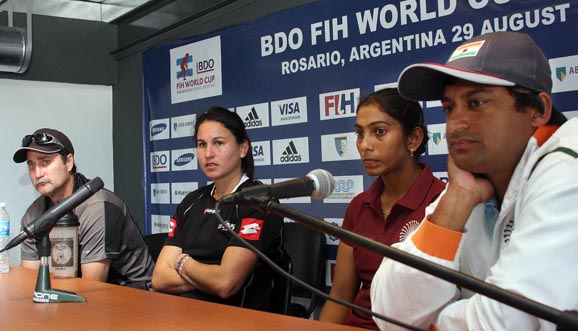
[0, 221, 9, 236]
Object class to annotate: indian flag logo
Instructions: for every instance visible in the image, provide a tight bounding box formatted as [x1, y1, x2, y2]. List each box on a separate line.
[448, 40, 485, 62]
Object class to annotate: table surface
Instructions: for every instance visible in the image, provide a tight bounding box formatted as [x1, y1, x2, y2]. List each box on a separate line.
[0, 266, 367, 331]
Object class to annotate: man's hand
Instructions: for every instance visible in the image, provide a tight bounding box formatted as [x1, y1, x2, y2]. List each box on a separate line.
[447, 155, 494, 204]
[430, 156, 494, 232]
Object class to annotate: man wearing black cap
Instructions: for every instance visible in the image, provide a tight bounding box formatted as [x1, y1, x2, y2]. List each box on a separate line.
[14, 128, 154, 289]
[370, 32, 578, 330]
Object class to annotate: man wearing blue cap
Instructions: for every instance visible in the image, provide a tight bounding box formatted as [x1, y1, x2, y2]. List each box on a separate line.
[370, 32, 578, 330]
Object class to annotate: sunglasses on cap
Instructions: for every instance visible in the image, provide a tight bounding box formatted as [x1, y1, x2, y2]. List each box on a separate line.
[21, 132, 69, 154]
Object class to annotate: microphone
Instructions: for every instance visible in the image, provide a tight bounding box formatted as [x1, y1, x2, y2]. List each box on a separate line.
[220, 169, 334, 204]
[0, 177, 104, 253]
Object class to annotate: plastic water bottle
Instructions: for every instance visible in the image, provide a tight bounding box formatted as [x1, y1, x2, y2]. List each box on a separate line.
[0, 202, 10, 273]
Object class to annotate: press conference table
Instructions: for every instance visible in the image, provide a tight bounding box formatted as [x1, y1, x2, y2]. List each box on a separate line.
[0, 266, 366, 331]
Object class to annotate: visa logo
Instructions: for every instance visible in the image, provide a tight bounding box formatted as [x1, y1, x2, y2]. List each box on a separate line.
[252, 145, 264, 157]
[279, 102, 300, 115]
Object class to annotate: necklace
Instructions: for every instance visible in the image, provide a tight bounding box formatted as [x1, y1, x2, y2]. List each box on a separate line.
[382, 207, 391, 218]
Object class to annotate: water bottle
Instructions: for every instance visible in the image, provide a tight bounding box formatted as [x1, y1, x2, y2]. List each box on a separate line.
[0, 202, 10, 273]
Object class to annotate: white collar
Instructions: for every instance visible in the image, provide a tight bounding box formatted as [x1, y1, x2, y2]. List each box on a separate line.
[211, 173, 250, 196]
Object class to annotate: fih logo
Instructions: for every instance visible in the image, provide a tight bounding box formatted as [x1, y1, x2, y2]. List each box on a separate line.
[334, 179, 354, 193]
[334, 136, 347, 157]
[280, 141, 302, 163]
[174, 153, 195, 167]
[177, 53, 193, 81]
[320, 88, 358, 120]
[556, 67, 567, 82]
[244, 107, 263, 128]
[325, 92, 355, 116]
[151, 123, 167, 136]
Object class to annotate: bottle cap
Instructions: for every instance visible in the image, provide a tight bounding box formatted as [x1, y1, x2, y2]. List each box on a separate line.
[54, 212, 80, 227]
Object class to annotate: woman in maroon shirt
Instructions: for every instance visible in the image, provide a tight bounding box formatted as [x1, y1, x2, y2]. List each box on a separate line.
[319, 88, 446, 329]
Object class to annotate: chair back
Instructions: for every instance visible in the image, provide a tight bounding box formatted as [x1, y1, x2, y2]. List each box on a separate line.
[283, 222, 326, 318]
[267, 250, 292, 315]
[143, 233, 167, 262]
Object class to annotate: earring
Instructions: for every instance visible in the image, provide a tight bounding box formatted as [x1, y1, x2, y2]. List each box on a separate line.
[410, 149, 414, 157]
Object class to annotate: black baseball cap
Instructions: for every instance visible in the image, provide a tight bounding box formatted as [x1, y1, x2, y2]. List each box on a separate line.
[13, 128, 75, 163]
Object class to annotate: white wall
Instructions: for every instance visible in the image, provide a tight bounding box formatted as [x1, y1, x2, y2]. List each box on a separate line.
[0, 79, 113, 265]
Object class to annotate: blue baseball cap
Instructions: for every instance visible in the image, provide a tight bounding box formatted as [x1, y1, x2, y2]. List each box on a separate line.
[397, 31, 552, 101]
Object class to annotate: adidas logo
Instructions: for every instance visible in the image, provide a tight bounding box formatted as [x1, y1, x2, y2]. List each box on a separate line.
[244, 107, 262, 127]
[280, 141, 302, 162]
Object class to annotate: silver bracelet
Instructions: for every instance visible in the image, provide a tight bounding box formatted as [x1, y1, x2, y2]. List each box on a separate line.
[176, 254, 191, 276]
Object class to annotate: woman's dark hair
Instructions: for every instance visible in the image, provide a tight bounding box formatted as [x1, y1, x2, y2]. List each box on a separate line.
[194, 106, 255, 178]
[357, 88, 428, 161]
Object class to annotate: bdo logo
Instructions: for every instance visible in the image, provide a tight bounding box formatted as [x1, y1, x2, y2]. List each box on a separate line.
[153, 154, 167, 167]
[197, 59, 215, 73]
[151, 151, 170, 172]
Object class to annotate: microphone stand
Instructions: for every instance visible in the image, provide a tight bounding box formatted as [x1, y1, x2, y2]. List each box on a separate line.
[243, 197, 578, 331]
[0, 178, 103, 303]
[33, 235, 86, 303]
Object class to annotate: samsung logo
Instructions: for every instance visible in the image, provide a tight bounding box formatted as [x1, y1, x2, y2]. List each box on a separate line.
[151, 123, 167, 136]
[174, 153, 195, 166]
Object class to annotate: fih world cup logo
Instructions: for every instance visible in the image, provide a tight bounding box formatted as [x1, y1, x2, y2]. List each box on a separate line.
[177, 53, 193, 80]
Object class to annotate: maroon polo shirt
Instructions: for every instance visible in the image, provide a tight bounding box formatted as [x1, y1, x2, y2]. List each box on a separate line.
[342, 164, 445, 329]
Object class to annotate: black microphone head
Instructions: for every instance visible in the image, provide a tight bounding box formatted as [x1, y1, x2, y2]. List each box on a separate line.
[220, 191, 245, 204]
[306, 169, 334, 199]
[86, 177, 105, 193]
